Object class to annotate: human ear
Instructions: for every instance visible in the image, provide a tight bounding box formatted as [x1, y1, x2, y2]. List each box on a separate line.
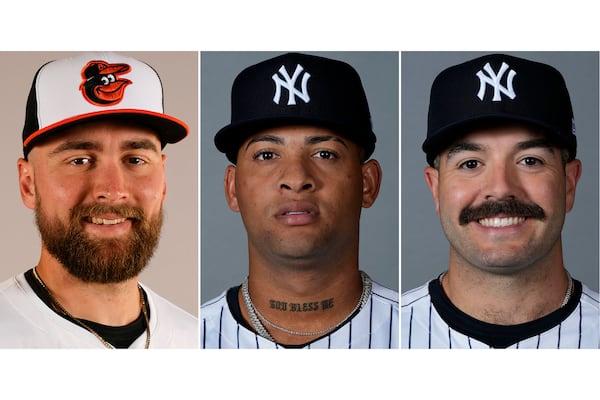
[224, 165, 240, 212]
[424, 166, 440, 216]
[564, 159, 582, 212]
[361, 159, 382, 208]
[161, 154, 167, 203]
[17, 158, 36, 210]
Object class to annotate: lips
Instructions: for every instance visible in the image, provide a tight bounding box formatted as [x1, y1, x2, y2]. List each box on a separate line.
[478, 216, 526, 228]
[82, 214, 134, 239]
[89, 216, 128, 226]
[459, 199, 545, 226]
[276, 201, 319, 225]
[84, 211, 134, 227]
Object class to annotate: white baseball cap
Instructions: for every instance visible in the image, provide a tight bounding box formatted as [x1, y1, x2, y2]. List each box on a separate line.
[22, 52, 188, 157]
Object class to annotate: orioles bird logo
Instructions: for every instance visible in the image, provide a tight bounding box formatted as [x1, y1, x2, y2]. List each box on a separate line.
[80, 60, 132, 106]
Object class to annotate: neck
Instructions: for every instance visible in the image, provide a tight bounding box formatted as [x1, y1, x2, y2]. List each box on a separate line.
[240, 258, 365, 345]
[35, 254, 142, 326]
[443, 249, 571, 324]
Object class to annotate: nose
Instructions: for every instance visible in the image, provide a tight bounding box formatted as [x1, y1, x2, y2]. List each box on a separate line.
[92, 161, 129, 202]
[278, 157, 316, 193]
[483, 163, 522, 201]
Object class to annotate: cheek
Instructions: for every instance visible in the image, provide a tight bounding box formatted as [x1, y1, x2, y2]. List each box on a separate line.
[37, 175, 85, 205]
[33, 177, 85, 222]
[438, 179, 473, 216]
[136, 176, 166, 207]
[525, 175, 566, 211]
[235, 175, 261, 212]
[329, 171, 363, 212]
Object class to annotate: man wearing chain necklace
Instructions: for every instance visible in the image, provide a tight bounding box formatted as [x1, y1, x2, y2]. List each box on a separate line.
[401, 53, 600, 348]
[200, 52, 399, 348]
[0, 52, 198, 348]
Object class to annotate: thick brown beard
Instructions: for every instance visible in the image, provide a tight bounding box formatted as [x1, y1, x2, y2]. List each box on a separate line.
[35, 201, 163, 283]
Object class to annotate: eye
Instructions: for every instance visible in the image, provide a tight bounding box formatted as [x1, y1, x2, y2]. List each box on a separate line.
[253, 151, 277, 161]
[70, 157, 91, 166]
[127, 157, 146, 165]
[313, 150, 337, 160]
[459, 159, 480, 169]
[520, 157, 543, 167]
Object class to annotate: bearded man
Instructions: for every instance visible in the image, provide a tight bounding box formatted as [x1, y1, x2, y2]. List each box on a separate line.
[0, 52, 198, 348]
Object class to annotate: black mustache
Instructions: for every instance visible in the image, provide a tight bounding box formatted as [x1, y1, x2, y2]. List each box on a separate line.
[459, 199, 545, 225]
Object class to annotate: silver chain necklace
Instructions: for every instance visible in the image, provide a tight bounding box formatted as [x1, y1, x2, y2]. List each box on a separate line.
[561, 272, 573, 307]
[241, 271, 372, 340]
[32, 267, 151, 349]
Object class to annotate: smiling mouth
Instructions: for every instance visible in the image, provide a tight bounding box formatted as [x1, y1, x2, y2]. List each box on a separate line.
[478, 217, 526, 228]
[88, 217, 128, 226]
[460, 199, 545, 226]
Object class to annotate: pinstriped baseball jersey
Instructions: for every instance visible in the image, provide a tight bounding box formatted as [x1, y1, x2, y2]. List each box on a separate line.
[201, 280, 399, 349]
[402, 278, 600, 349]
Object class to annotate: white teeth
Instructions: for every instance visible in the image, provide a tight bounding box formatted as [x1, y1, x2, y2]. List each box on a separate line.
[285, 211, 308, 215]
[479, 217, 525, 227]
[90, 217, 126, 225]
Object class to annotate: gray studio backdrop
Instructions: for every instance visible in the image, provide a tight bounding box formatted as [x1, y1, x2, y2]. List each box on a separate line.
[201, 51, 399, 304]
[0, 51, 198, 317]
[401, 51, 599, 293]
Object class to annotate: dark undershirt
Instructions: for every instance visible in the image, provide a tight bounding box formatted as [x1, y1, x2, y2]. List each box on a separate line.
[25, 268, 150, 349]
[429, 276, 582, 348]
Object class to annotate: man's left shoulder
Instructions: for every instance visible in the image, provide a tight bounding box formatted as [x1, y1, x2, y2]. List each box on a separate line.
[370, 280, 399, 306]
[142, 285, 198, 348]
[580, 282, 600, 309]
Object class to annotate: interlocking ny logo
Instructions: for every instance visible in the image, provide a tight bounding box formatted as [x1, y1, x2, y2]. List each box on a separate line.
[272, 64, 311, 105]
[476, 62, 517, 101]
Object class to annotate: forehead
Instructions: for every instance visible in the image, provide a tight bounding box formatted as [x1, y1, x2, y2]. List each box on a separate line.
[243, 124, 344, 145]
[445, 125, 551, 152]
[34, 120, 162, 150]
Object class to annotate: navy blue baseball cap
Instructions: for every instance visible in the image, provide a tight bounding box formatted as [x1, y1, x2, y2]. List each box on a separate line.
[215, 52, 376, 164]
[423, 53, 576, 167]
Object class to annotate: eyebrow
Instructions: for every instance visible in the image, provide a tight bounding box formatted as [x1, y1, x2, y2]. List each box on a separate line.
[446, 137, 556, 162]
[245, 134, 348, 150]
[306, 135, 348, 148]
[446, 142, 483, 161]
[121, 139, 160, 153]
[515, 138, 555, 153]
[49, 138, 160, 156]
[245, 135, 283, 150]
[50, 140, 101, 155]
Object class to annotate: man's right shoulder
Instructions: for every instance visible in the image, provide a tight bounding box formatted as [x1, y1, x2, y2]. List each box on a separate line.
[0, 273, 33, 305]
[200, 290, 229, 318]
[401, 280, 432, 308]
